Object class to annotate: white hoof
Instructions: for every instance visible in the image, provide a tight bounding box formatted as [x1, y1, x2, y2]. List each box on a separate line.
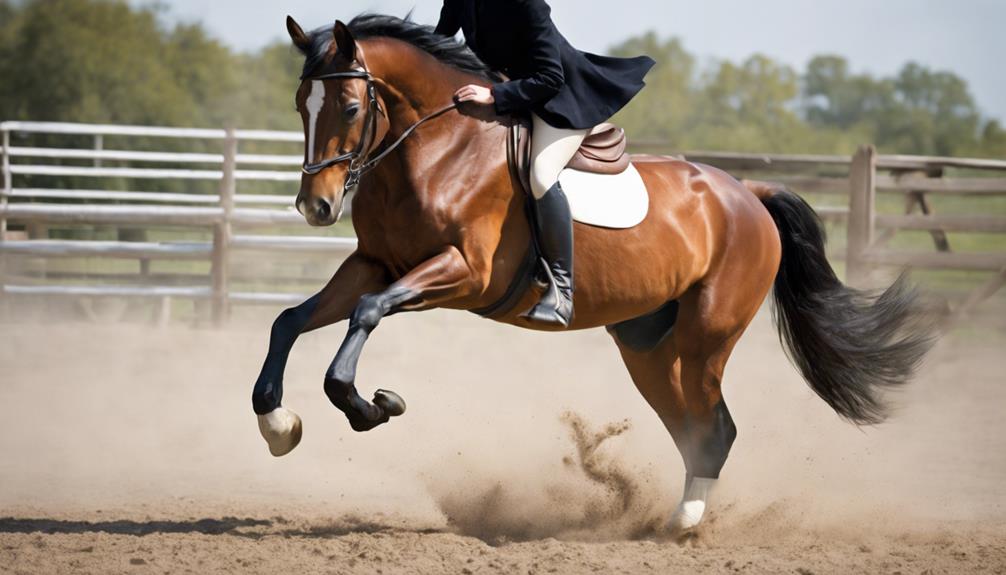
[670, 476, 716, 532]
[257, 407, 303, 457]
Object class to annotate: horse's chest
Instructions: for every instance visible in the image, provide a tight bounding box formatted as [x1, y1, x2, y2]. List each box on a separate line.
[352, 200, 453, 275]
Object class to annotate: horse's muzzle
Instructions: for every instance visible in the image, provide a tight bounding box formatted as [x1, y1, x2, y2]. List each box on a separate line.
[301, 195, 342, 227]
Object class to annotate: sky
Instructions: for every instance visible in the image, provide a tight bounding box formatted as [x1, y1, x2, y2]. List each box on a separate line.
[133, 0, 1006, 124]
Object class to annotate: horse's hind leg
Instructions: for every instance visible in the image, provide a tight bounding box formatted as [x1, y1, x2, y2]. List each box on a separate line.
[610, 287, 759, 533]
[670, 302, 744, 532]
[607, 319, 728, 534]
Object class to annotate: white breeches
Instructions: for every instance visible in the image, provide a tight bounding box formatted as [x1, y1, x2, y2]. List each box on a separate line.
[530, 113, 590, 199]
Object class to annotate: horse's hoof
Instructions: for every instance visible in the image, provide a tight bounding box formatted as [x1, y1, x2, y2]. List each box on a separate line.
[257, 407, 303, 457]
[373, 389, 407, 417]
[669, 476, 715, 533]
[669, 499, 706, 533]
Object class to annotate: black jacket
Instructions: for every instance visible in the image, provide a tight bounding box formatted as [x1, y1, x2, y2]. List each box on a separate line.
[435, 0, 655, 130]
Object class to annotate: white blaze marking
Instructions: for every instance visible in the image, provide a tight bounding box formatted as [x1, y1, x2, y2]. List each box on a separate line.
[306, 80, 326, 163]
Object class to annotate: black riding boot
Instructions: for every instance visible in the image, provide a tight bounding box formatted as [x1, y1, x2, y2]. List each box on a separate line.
[521, 181, 574, 327]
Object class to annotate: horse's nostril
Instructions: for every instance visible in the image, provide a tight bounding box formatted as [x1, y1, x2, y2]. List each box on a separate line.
[315, 197, 332, 221]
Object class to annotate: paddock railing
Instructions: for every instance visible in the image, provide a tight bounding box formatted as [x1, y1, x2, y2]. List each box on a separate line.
[0, 121, 356, 324]
[2, 121, 1005, 325]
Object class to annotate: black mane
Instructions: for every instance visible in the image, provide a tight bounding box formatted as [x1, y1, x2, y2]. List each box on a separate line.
[300, 13, 503, 82]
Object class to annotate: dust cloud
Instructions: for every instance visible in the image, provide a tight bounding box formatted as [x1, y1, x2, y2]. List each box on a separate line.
[432, 413, 666, 543]
[1, 303, 1004, 573]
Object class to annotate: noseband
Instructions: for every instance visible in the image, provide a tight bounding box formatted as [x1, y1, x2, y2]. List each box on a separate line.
[300, 65, 458, 190]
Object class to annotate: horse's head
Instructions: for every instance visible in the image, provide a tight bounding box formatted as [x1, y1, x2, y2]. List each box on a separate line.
[287, 17, 389, 226]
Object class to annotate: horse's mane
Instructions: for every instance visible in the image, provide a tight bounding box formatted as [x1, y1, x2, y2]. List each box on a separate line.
[300, 13, 503, 83]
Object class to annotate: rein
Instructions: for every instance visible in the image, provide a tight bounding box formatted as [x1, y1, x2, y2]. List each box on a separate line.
[301, 68, 458, 190]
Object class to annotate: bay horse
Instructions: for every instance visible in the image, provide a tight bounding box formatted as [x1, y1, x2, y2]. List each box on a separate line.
[251, 14, 933, 533]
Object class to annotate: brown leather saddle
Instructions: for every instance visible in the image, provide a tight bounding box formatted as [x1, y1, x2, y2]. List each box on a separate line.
[507, 119, 630, 197]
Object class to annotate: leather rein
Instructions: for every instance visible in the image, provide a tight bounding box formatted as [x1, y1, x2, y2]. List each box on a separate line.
[300, 68, 458, 190]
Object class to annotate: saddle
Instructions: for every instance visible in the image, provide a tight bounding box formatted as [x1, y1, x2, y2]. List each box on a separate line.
[507, 119, 630, 196]
[476, 119, 637, 321]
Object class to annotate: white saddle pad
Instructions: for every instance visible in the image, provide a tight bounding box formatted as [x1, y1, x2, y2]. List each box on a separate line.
[558, 163, 649, 229]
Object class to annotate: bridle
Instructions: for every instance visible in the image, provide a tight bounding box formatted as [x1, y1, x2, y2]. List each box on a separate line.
[300, 65, 458, 190]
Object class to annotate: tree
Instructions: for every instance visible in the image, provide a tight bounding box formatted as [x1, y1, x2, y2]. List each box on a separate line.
[162, 22, 240, 128]
[979, 120, 1006, 158]
[608, 33, 697, 144]
[691, 54, 812, 151]
[0, 0, 301, 130]
[1, 0, 189, 124]
[804, 55, 893, 129]
[801, 55, 988, 156]
[891, 63, 982, 155]
[0, 2, 1000, 159]
[231, 42, 303, 132]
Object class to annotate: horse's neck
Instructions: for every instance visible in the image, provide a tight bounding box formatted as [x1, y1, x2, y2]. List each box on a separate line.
[368, 47, 509, 195]
[364, 40, 468, 121]
[361, 41, 521, 247]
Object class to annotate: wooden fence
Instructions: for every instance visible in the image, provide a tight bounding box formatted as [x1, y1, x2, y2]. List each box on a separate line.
[2, 121, 1005, 325]
[0, 121, 357, 324]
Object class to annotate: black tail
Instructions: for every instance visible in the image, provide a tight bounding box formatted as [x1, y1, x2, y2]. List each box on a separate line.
[761, 189, 936, 425]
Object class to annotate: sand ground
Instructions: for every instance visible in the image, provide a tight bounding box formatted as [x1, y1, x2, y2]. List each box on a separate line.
[0, 306, 1004, 574]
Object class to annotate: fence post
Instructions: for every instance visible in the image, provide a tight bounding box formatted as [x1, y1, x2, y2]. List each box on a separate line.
[846, 145, 876, 285]
[1, 127, 10, 314]
[93, 134, 103, 168]
[1, 127, 9, 237]
[211, 128, 237, 326]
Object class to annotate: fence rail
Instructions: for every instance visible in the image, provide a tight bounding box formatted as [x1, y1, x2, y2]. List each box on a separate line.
[2, 121, 1005, 325]
[0, 120, 358, 324]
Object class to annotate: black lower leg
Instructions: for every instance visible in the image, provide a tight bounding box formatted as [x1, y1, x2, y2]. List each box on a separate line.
[325, 288, 413, 431]
[685, 400, 737, 479]
[251, 294, 320, 415]
[324, 328, 387, 431]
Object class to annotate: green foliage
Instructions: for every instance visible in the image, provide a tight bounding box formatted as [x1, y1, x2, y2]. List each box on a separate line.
[0, 0, 1001, 159]
[611, 36, 1003, 158]
[0, 0, 301, 130]
[802, 57, 985, 156]
[980, 120, 1006, 158]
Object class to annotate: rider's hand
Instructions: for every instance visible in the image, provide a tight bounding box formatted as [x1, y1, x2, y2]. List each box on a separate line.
[454, 84, 495, 105]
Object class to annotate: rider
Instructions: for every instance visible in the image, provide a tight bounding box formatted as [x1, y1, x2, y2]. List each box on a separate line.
[435, 0, 654, 328]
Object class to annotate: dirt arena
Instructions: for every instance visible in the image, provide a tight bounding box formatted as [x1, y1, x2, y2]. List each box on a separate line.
[1, 305, 1004, 574]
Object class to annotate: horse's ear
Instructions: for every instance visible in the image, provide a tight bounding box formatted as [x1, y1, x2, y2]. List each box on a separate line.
[286, 16, 311, 53]
[332, 20, 357, 61]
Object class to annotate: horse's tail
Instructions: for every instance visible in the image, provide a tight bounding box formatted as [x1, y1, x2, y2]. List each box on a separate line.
[753, 182, 936, 425]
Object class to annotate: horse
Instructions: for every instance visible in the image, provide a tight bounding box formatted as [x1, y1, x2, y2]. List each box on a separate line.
[251, 14, 934, 533]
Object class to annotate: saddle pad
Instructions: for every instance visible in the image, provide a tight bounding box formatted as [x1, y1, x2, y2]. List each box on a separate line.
[559, 163, 649, 229]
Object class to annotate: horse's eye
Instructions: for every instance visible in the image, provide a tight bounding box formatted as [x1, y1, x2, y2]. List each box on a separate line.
[344, 105, 360, 120]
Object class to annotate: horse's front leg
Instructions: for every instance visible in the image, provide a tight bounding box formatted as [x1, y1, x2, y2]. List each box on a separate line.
[325, 246, 478, 432]
[252, 253, 389, 456]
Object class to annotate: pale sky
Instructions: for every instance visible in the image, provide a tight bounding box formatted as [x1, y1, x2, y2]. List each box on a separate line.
[134, 0, 1006, 124]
